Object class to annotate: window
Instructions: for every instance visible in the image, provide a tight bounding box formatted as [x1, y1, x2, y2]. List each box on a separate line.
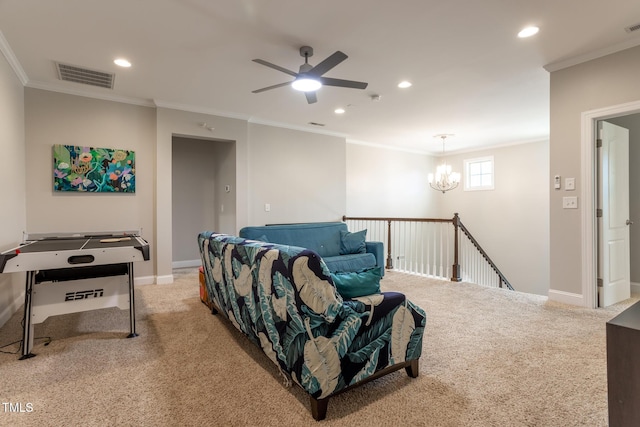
[464, 156, 494, 191]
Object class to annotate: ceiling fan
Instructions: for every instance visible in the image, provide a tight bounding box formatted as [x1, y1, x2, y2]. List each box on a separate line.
[252, 46, 368, 104]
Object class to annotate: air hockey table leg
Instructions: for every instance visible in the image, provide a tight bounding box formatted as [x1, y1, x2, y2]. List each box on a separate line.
[20, 270, 36, 360]
[127, 262, 138, 338]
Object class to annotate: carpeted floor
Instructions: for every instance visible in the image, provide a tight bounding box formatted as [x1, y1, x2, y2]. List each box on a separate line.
[0, 269, 635, 426]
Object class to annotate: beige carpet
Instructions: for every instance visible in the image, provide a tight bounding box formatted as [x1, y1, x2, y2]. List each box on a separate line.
[0, 269, 635, 426]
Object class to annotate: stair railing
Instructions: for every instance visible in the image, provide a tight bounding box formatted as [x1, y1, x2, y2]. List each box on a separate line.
[342, 213, 514, 290]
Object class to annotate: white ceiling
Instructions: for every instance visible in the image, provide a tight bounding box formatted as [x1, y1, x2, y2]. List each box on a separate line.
[1, 0, 639, 154]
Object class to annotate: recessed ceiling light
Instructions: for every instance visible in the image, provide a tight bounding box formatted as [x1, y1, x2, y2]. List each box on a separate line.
[334, 108, 346, 114]
[518, 26, 539, 38]
[398, 81, 412, 89]
[114, 58, 132, 68]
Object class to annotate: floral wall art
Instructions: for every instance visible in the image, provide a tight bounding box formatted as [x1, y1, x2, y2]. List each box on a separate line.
[53, 144, 136, 192]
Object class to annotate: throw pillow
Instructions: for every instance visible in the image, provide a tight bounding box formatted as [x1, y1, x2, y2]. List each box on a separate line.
[339, 229, 367, 255]
[330, 266, 382, 299]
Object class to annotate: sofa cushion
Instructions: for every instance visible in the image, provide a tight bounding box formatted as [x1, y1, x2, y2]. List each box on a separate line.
[339, 229, 367, 255]
[330, 267, 382, 299]
[323, 252, 377, 273]
[239, 222, 346, 257]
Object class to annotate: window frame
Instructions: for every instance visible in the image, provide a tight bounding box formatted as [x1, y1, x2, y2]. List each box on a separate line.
[463, 155, 495, 191]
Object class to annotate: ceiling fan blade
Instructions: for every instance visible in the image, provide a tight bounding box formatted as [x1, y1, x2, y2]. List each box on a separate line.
[252, 59, 298, 77]
[320, 77, 368, 90]
[305, 91, 318, 104]
[252, 81, 292, 93]
[308, 51, 348, 76]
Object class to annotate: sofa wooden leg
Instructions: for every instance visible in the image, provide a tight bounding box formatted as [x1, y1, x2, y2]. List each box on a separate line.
[310, 397, 329, 421]
[405, 359, 419, 378]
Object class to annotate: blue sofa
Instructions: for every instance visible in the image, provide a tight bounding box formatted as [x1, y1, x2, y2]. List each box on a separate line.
[198, 232, 426, 420]
[239, 222, 384, 276]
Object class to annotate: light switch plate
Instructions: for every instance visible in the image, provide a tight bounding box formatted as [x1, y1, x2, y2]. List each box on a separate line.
[565, 178, 575, 191]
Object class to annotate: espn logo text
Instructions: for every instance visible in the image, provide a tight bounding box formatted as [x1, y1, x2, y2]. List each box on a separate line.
[65, 289, 104, 301]
[2, 402, 34, 413]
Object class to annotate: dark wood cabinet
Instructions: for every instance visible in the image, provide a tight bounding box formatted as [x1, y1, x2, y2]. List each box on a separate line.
[607, 300, 640, 427]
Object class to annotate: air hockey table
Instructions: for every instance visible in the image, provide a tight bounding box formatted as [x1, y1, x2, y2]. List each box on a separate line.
[0, 232, 150, 359]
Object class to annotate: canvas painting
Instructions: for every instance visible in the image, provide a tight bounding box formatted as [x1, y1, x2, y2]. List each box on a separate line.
[53, 144, 136, 192]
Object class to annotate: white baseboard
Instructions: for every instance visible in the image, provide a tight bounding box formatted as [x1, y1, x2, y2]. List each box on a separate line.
[156, 274, 174, 285]
[548, 289, 585, 307]
[134, 275, 156, 286]
[631, 282, 640, 295]
[172, 259, 201, 269]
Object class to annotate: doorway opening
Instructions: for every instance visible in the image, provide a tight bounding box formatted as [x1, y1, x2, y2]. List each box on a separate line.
[171, 135, 236, 269]
[581, 100, 640, 308]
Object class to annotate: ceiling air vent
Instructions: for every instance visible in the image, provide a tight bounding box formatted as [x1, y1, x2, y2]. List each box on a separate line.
[308, 122, 326, 127]
[56, 62, 114, 89]
[625, 23, 640, 33]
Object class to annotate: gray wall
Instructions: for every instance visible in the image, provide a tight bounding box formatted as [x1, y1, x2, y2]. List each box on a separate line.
[24, 88, 157, 280]
[345, 139, 550, 296]
[247, 123, 346, 225]
[437, 140, 550, 296]
[0, 49, 26, 325]
[346, 143, 440, 218]
[550, 45, 640, 301]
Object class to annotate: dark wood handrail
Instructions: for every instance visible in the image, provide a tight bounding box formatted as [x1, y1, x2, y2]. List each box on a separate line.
[343, 213, 514, 290]
[453, 214, 514, 290]
[342, 215, 453, 223]
[343, 217, 454, 269]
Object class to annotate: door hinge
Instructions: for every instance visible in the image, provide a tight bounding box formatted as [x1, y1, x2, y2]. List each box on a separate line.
[596, 209, 603, 218]
[596, 139, 602, 148]
[597, 278, 603, 288]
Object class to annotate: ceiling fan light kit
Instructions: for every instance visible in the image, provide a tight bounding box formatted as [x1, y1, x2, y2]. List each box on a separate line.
[291, 77, 321, 92]
[252, 45, 368, 104]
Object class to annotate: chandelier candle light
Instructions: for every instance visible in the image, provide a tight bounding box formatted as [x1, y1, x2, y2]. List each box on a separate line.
[428, 134, 460, 193]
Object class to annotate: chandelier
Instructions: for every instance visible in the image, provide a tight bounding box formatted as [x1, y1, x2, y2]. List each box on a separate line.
[428, 134, 460, 193]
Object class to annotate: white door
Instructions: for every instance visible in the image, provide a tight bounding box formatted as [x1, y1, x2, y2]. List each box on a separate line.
[598, 121, 631, 307]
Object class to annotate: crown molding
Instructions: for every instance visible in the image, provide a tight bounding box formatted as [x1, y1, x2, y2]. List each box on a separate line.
[248, 117, 347, 139]
[544, 38, 640, 72]
[0, 30, 28, 85]
[26, 80, 156, 107]
[153, 99, 250, 121]
[346, 138, 431, 155]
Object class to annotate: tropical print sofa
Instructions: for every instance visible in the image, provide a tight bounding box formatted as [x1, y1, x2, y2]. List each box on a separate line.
[198, 232, 426, 420]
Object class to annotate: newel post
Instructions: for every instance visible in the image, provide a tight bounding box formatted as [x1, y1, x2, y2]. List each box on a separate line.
[451, 213, 462, 282]
[386, 220, 393, 270]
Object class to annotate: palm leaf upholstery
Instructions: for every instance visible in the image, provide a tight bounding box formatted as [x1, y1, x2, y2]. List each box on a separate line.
[198, 232, 426, 419]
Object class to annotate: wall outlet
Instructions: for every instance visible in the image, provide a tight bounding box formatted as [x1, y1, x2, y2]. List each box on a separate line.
[264, 203, 271, 212]
[563, 196, 578, 209]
